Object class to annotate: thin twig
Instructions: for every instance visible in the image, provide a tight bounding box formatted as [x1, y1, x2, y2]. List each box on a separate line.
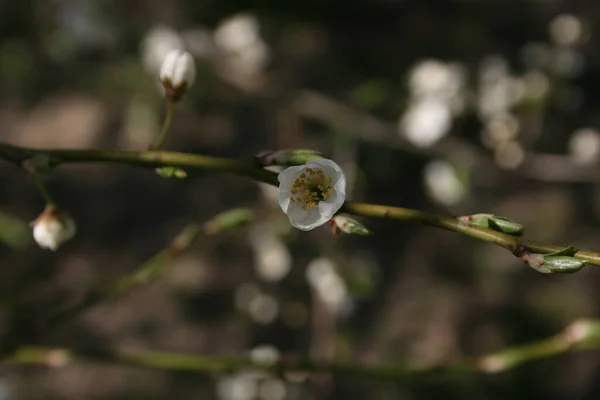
[29, 172, 57, 207]
[46, 208, 253, 327]
[4, 319, 600, 381]
[293, 90, 596, 183]
[0, 142, 598, 267]
[151, 99, 174, 150]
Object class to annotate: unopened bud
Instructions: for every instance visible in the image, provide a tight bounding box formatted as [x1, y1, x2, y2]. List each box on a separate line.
[332, 215, 372, 236]
[542, 256, 586, 273]
[155, 166, 187, 179]
[159, 49, 195, 102]
[31, 206, 76, 251]
[459, 213, 524, 236]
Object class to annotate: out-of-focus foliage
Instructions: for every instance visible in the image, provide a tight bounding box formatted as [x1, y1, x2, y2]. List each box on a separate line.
[0, 211, 30, 249]
[2, 1, 600, 399]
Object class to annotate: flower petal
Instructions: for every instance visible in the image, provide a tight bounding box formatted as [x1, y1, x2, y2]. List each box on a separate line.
[318, 191, 341, 219]
[291, 210, 328, 231]
[277, 165, 305, 190]
[306, 158, 343, 173]
[333, 172, 346, 197]
[307, 158, 346, 196]
[306, 159, 340, 178]
[286, 201, 308, 220]
[286, 203, 328, 231]
[278, 191, 291, 213]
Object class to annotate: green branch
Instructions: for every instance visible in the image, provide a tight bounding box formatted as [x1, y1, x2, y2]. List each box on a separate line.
[5, 319, 600, 381]
[2, 142, 600, 381]
[0, 142, 599, 267]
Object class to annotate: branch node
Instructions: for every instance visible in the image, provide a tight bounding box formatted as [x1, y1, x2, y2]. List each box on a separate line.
[512, 245, 531, 260]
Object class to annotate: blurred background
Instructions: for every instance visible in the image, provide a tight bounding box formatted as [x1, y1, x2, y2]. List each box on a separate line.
[1, 0, 600, 398]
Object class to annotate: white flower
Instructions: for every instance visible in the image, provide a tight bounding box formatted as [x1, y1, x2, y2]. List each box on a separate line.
[159, 49, 196, 101]
[32, 206, 76, 251]
[278, 158, 346, 231]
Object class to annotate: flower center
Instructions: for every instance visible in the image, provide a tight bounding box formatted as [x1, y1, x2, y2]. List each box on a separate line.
[290, 168, 333, 210]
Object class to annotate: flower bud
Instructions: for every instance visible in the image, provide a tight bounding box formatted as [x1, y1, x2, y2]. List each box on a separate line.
[542, 256, 586, 273]
[459, 213, 525, 237]
[332, 215, 372, 236]
[32, 206, 76, 251]
[155, 166, 187, 179]
[159, 49, 195, 101]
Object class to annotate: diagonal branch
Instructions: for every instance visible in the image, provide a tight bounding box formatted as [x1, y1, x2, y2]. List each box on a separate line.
[46, 208, 253, 327]
[0, 142, 599, 267]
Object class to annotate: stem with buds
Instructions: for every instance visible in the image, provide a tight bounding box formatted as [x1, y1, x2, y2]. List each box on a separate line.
[0, 142, 599, 267]
[4, 319, 600, 380]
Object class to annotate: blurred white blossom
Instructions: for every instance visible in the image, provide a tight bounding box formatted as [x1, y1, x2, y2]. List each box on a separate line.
[424, 160, 466, 206]
[550, 14, 584, 47]
[249, 345, 280, 366]
[217, 372, 261, 400]
[400, 97, 452, 148]
[249, 226, 292, 282]
[214, 13, 261, 53]
[306, 258, 350, 316]
[235, 283, 279, 324]
[400, 59, 465, 148]
[494, 140, 525, 169]
[481, 113, 520, 149]
[522, 70, 550, 101]
[214, 13, 271, 78]
[569, 128, 600, 165]
[248, 293, 279, 324]
[478, 56, 523, 120]
[408, 60, 465, 100]
[141, 25, 184, 74]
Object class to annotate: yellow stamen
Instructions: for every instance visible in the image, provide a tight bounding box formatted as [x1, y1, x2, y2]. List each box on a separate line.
[290, 168, 334, 210]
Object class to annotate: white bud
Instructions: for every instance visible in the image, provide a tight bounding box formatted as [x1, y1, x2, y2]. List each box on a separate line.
[332, 215, 372, 235]
[159, 49, 196, 101]
[32, 207, 76, 251]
